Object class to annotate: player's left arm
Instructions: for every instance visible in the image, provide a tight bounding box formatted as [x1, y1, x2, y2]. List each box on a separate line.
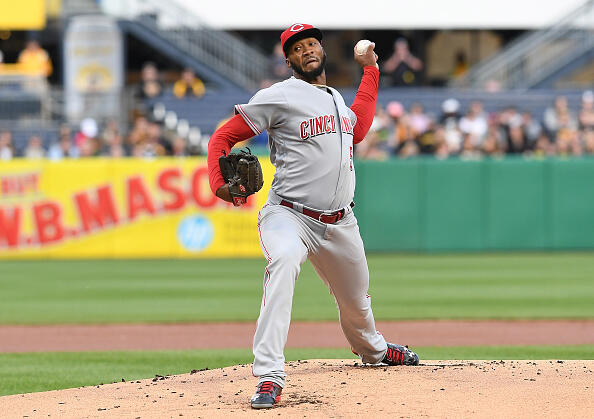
[351, 44, 380, 144]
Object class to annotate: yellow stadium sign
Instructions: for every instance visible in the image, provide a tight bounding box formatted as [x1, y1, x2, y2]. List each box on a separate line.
[0, 0, 46, 30]
[0, 158, 273, 259]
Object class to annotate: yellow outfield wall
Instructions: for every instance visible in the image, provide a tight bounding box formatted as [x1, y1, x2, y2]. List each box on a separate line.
[0, 158, 273, 259]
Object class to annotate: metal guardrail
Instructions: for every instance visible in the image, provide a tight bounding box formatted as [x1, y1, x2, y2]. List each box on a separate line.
[61, 0, 101, 16]
[108, 0, 269, 91]
[0, 73, 51, 120]
[452, 0, 594, 89]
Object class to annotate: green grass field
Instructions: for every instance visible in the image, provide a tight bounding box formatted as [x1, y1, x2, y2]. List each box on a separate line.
[1, 253, 594, 324]
[1, 253, 593, 396]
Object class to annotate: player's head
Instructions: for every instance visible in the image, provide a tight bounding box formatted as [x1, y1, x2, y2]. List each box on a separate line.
[281, 23, 326, 81]
[280, 24, 322, 57]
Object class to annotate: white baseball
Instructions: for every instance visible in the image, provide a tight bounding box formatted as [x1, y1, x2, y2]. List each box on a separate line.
[355, 39, 373, 55]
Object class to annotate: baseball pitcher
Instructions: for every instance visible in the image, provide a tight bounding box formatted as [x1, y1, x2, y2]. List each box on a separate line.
[207, 23, 419, 409]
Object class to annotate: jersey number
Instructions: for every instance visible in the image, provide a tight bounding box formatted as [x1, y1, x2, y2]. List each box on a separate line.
[349, 146, 353, 171]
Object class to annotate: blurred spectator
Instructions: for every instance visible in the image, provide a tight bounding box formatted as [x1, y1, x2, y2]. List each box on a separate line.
[171, 136, 188, 157]
[408, 102, 431, 138]
[482, 124, 506, 157]
[0, 49, 3, 64]
[398, 139, 420, 158]
[417, 121, 440, 154]
[132, 122, 166, 157]
[578, 90, 594, 130]
[451, 51, 469, 78]
[459, 101, 488, 148]
[79, 137, 100, 157]
[355, 108, 390, 160]
[8, 90, 592, 161]
[484, 79, 502, 93]
[127, 115, 150, 148]
[555, 119, 581, 156]
[556, 127, 582, 157]
[173, 68, 205, 99]
[48, 125, 79, 160]
[532, 133, 555, 158]
[103, 132, 127, 157]
[439, 98, 463, 154]
[522, 111, 542, 150]
[460, 133, 482, 160]
[543, 96, 577, 137]
[569, 131, 583, 156]
[18, 40, 52, 77]
[100, 119, 121, 145]
[384, 101, 412, 154]
[433, 127, 450, 159]
[23, 135, 45, 159]
[506, 118, 527, 154]
[100, 120, 128, 157]
[74, 118, 99, 155]
[583, 129, 594, 154]
[381, 38, 423, 86]
[498, 106, 522, 151]
[261, 42, 292, 88]
[136, 62, 163, 100]
[0, 130, 14, 160]
[554, 112, 580, 144]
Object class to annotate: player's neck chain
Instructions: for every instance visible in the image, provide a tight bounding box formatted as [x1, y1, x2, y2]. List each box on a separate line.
[312, 83, 331, 94]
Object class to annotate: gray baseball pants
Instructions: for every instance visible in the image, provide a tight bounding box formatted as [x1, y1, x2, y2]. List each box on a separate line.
[252, 202, 388, 387]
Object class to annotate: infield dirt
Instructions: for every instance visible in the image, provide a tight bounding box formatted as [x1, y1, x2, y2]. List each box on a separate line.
[3, 321, 594, 418]
[2, 320, 594, 352]
[3, 359, 594, 418]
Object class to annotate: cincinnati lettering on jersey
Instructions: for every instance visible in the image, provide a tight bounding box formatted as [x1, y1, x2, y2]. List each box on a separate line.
[299, 115, 354, 140]
[300, 114, 336, 140]
[340, 116, 355, 136]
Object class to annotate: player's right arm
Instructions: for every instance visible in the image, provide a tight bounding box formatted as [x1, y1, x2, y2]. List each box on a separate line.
[207, 114, 257, 202]
[351, 44, 380, 144]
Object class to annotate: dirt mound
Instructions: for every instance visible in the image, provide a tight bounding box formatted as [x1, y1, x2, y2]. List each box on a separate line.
[3, 359, 593, 418]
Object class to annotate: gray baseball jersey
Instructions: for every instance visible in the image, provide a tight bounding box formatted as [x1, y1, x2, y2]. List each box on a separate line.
[235, 77, 357, 211]
[235, 76, 387, 389]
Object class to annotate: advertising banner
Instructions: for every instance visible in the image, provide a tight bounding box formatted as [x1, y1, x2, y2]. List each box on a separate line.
[63, 15, 123, 121]
[0, 0, 45, 30]
[0, 158, 273, 259]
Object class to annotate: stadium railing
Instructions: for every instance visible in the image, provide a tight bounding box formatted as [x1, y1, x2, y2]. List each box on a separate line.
[453, 0, 594, 89]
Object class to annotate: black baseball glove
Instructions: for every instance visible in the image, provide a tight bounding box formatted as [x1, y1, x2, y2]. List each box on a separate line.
[219, 148, 264, 206]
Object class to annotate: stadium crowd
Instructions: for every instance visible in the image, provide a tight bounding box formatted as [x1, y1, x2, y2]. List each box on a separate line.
[1, 90, 593, 160]
[0, 115, 192, 160]
[1, 50, 592, 161]
[1, 89, 592, 161]
[1, 37, 592, 161]
[356, 90, 594, 160]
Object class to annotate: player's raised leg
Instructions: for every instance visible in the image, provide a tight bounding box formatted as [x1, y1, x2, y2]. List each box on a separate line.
[309, 213, 419, 366]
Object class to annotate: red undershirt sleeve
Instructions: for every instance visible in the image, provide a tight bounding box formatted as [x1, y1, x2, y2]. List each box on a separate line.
[350, 66, 380, 144]
[207, 114, 258, 195]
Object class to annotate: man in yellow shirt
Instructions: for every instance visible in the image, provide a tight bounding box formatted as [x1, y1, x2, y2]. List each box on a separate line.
[18, 40, 53, 77]
[172, 67, 205, 98]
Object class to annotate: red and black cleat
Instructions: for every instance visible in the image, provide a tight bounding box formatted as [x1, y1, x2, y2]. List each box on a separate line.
[383, 343, 420, 366]
[250, 381, 282, 409]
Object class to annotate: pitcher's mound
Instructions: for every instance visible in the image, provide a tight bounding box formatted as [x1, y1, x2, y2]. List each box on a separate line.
[3, 359, 593, 418]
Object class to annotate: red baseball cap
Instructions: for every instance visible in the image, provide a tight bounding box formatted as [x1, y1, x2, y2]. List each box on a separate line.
[280, 23, 323, 57]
